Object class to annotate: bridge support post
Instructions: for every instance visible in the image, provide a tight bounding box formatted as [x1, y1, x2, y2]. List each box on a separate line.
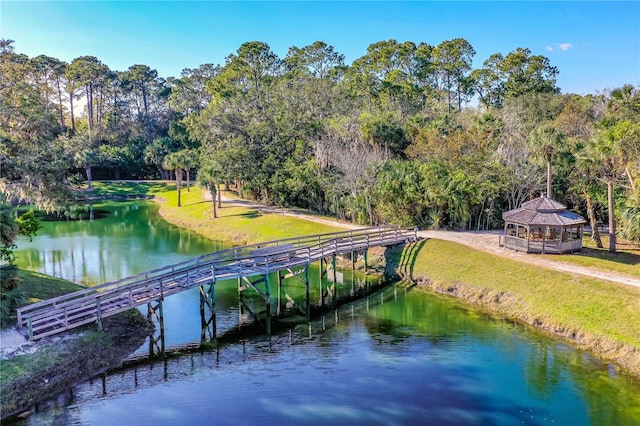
[305, 263, 311, 321]
[200, 282, 216, 343]
[264, 265, 271, 336]
[351, 252, 356, 296]
[276, 270, 283, 316]
[318, 258, 325, 307]
[332, 255, 337, 307]
[364, 249, 369, 293]
[147, 300, 165, 357]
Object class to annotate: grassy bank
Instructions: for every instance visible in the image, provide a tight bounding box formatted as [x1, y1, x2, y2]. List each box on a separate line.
[82, 181, 640, 377]
[542, 235, 639, 278]
[1, 271, 151, 420]
[390, 239, 640, 376]
[87, 181, 345, 243]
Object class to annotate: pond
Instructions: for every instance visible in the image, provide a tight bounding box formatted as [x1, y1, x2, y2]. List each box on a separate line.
[12, 202, 640, 425]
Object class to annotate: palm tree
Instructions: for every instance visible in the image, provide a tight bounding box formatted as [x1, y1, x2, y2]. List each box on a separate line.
[589, 119, 630, 253]
[529, 124, 565, 199]
[197, 160, 223, 219]
[162, 152, 184, 207]
[180, 149, 198, 192]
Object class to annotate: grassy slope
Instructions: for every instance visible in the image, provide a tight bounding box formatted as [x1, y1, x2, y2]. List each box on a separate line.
[1, 271, 150, 419]
[17, 269, 84, 304]
[394, 239, 640, 347]
[90, 181, 345, 243]
[86, 181, 640, 374]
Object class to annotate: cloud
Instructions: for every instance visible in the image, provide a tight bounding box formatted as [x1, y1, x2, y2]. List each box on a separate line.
[545, 46, 554, 52]
[558, 43, 573, 51]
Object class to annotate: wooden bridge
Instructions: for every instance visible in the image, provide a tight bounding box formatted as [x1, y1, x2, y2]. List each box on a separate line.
[17, 226, 418, 341]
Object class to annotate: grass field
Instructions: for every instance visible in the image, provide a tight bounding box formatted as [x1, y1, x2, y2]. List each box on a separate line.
[392, 239, 640, 348]
[86, 181, 345, 244]
[541, 235, 640, 278]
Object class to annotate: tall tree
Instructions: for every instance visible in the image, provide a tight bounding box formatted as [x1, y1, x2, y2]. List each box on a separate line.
[0, 39, 71, 210]
[529, 124, 565, 199]
[162, 151, 185, 207]
[197, 158, 223, 218]
[433, 38, 475, 113]
[168, 63, 219, 116]
[471, 48, 559, 108]
[66, 56, 110, 134]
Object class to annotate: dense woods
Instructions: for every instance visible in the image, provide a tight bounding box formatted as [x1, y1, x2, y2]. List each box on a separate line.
[1, 37, 639, 244]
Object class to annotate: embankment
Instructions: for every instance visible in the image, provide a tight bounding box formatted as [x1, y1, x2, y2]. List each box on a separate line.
[0, 311, 152, 420]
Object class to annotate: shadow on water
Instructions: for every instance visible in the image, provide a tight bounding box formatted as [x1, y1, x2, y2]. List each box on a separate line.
[21, 204, 111, 222]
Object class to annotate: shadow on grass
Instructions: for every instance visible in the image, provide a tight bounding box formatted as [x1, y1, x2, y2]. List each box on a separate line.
[576, 248, 640, 267]
[386, 239, 427, 281]
[184, 200, 209, 207]
[81, 181, 170, 197]
[222, 210, 262, 219]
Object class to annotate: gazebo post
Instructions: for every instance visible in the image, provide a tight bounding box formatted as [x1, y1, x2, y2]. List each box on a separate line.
[542, 226, 547, 254]
[559, 226, 564, 253]
[526, 225, 530, 252]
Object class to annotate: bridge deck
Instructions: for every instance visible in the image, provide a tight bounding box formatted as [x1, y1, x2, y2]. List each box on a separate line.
[17, 226, 417, 340]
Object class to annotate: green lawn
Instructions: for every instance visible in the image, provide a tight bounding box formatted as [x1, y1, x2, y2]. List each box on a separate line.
[393, 239, 640, 348]
[84, 181, 345, 244]
[540, 235, 640, 278]
[17, 269, 85, 304]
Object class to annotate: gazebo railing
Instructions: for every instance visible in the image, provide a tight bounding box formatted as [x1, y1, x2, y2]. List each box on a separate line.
[500, 234, 583, 254]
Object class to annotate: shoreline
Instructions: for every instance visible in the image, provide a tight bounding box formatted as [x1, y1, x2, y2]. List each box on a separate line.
[156, 188, 640, 379]
[2, 185, 638, 419]
[0, 311, 152, 420]
[400, 272, 640, 379]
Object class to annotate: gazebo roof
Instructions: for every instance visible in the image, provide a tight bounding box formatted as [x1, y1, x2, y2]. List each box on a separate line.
[503, 196, 586, 226]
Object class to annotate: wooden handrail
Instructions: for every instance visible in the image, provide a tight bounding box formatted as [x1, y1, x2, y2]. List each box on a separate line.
[17, 226, 418, 339]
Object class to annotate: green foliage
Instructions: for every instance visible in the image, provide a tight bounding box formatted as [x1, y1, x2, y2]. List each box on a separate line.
[15, 209, 40, 241]
[0, 265, 23, 325]
[3, 37, 638, 240]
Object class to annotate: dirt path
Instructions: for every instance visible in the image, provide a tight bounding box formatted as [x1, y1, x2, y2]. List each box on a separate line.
[420, 230, 639, 288]
[216, 193, 638, 289]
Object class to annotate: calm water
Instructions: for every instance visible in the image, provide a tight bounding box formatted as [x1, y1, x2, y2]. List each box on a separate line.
[13, 202, 640, 425]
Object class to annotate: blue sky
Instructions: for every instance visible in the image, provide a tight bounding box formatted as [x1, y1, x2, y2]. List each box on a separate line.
[1, 1, 639, 96]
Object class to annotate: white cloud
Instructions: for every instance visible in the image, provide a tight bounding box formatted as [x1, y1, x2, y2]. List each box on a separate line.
[545, 46, 554, 52]
[558, 43, 573, 51]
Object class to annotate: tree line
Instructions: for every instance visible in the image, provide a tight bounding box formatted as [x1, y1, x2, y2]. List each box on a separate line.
[1, 37, 638, 245]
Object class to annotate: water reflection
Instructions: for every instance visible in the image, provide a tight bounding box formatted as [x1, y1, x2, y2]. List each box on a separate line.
[15, 202, 223, 286]
[12, 285, 640, 425]
[10, 202, 640, 425]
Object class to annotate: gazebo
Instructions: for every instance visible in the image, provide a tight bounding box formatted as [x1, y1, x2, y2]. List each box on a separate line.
[500, 196, 586, 254]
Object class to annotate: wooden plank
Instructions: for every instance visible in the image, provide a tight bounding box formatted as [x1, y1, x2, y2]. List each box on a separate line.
[19, 226, 416, 339]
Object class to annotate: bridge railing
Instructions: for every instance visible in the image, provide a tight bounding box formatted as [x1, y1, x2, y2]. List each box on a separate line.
[16, 225, 418, 339]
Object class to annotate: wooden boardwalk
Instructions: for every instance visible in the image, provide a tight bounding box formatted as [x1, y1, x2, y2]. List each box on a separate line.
[17, 226, 417, 340]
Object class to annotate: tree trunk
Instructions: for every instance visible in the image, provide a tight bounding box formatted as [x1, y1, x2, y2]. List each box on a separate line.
[69, 92, 76, 132]
[210, 185, 217, 219]
[546, 160, 552, 199]
[585, 194, 603, 248]
[217, 183, 222, 209]
[85, 164, 93, 189]
[56, 78, 65, 132]
[625, 166, 636, 192]
[176, 168, 183, 207]
[607, 178, 616, 253]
